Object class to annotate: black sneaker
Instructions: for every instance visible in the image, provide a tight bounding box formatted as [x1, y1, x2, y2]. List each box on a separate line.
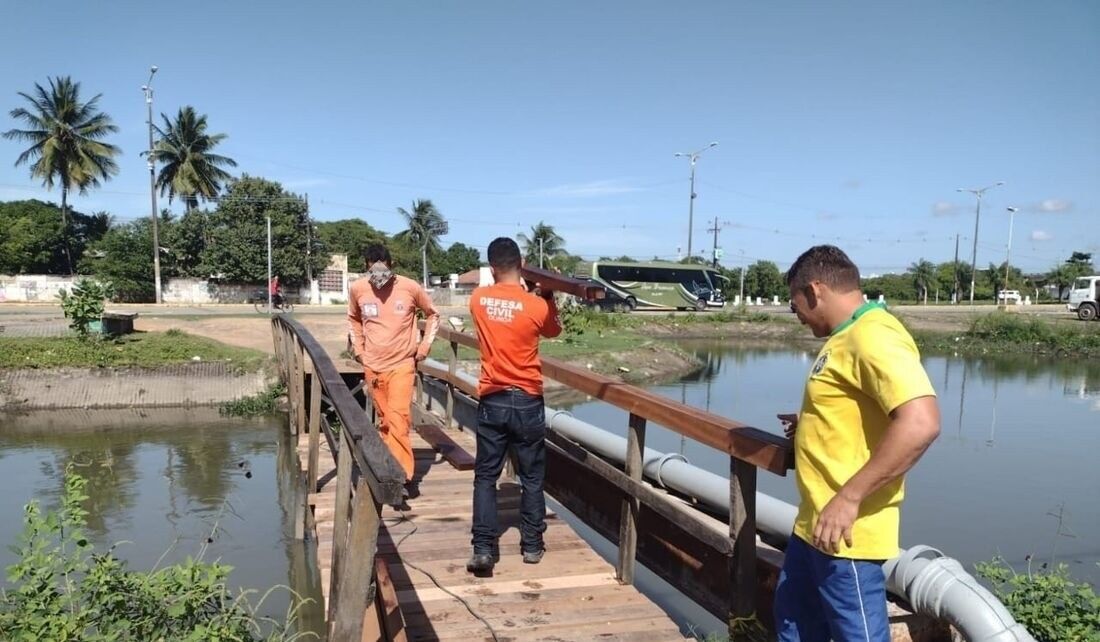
[522, 549, 544, 564]
[466, 553, 495, 573]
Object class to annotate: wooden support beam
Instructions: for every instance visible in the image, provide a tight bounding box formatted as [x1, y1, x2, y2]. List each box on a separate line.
[617, 413, 646, 584]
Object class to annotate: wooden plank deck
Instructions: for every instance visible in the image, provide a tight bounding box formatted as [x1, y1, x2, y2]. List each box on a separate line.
[297, 426, 690, 641]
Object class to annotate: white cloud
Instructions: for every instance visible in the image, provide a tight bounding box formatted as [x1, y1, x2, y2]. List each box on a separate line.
[527, 179, 645, 198]
[932, 201, 961, 217]
[841, 179, 862, 190]
[1030, 230, 1053, 242]
[1031, 199, 1073, 213]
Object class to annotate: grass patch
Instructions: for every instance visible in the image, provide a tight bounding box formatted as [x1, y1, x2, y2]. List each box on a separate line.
[914, 313, 1100, 357]
[220, 382, 287, 417]
[0, 331, 269, 371]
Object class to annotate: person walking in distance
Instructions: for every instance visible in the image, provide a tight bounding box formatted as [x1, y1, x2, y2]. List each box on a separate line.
[348, 244, 440, 496]
[776, 245, 940, 641]
[466, 237, 562, 573]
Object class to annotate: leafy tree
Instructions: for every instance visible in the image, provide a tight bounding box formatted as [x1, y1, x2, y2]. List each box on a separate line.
[3, 77, 121, 274]
[988, 262, 1026, 300]
[862, 273, 917, 303]
[394, 199, 447, 286]
[614, 255, 636, 262]
[81, 219, 163, 302]
[517, 221, 566, 269]
[314, 219, 388, 270]
[151, 106, 237, 211]
[743, 260, 784, 299]
[57, 280, 113, 338]
[200, 176, 326, 284]
[1048, 263, 1079, 301]
[1067, 251, 1094, 273]
[0, 200, 110, 274]
[715, 266, 743, 300]
[907, 259, 937, 304]
[162, 208, 208, 277]
[432, 242, 481, 277]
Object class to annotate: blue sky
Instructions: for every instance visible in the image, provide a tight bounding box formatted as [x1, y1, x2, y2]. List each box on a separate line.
[2, 1, 1097, 275]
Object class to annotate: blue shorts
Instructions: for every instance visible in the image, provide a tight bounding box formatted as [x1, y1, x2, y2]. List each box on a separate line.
[774, 535, 890, 642]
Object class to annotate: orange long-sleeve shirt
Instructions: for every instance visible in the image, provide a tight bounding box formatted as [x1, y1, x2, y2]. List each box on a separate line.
[470, 282, 562, 397]
[348, 275, 440, 372]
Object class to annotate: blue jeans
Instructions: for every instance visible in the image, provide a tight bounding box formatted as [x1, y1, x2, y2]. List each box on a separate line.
[471, 388, 547, 555]
[774, 535, 890, 642]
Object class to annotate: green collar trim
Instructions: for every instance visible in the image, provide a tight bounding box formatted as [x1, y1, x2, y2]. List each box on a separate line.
[830, 301, 886, 336]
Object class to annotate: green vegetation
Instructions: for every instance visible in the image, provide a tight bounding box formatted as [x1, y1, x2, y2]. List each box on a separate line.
[976, 557, 1100, 642]
[914, 313, 1100, 357]
[0, 469, 314, 641]
[0, 331, 268, 370]
[220, 383, 287, 417]
[150, 106, 237, 211]
[57, 279, 112, 338]
[2, 76, 121, 275]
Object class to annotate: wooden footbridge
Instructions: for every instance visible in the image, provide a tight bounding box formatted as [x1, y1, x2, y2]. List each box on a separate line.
[270, 316, 950, 642]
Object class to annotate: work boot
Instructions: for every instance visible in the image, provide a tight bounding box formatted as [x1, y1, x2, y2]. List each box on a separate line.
[522, 549, 544, 565]
[466, 552, 495, 573]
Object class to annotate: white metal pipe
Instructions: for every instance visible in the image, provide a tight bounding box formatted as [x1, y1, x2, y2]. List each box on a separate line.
[422, 361, 1036, 642]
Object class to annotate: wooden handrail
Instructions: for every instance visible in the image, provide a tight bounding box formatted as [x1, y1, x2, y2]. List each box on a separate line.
[426, 324, 793, 476]
[274, 316, 405, 504]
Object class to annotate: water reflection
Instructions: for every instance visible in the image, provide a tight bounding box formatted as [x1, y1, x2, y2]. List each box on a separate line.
[0, 408, 324, 636]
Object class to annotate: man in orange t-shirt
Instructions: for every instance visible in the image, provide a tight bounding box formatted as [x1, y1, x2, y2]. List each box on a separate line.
[348, 244, 440, 488]
[466, 237, 561, 573]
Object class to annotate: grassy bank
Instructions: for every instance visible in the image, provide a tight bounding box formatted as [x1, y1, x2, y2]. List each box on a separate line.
[912, 313, 1100, 358]
[0, 329, 269, 370]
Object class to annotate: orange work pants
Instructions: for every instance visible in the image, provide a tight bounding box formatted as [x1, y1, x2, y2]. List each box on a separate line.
[364, 360, 416, 482]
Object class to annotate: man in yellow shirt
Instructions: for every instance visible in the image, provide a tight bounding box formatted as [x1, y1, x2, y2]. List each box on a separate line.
[775, 245, 940, 641]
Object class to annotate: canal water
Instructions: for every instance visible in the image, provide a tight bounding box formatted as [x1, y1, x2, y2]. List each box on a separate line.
[0, 407, 325, 638]
[561, 342, 1100, 611]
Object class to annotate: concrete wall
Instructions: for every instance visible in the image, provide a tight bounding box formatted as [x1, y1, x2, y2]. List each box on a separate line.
[0, 274, 83, 302]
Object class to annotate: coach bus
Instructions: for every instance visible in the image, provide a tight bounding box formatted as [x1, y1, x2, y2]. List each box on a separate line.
[587, 260, 726, 311]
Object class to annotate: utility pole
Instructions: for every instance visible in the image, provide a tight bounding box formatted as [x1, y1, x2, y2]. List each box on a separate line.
[674, 141, 718, 261]
[539, 237, 544, 269]
[708, 216, 721, 268]
[305, 193, 313, 286]
[952, 233, 960, 304]
[1004, 207, 1018, 296]
[266, 214, 273, 313]
[142, 66, 162, 304]
[957, 182, 1005, 304]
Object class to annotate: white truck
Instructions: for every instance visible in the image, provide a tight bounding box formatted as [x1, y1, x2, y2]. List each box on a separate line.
[1067, 275, 1100, 320]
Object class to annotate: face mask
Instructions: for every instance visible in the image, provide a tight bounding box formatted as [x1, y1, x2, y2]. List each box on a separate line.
[368, 263, 394, 289]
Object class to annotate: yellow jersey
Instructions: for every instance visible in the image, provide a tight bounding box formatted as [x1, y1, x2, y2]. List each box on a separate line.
[793, 303, 936, 559]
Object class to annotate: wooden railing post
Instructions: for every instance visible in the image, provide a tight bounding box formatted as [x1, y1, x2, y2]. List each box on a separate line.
[308, 370, 322, 493]
[294, 336, 307, 436]
[331, 478, 382, 642]
[445, 340, 458, 428]
[617, 412, 647, 584]
[728, 456, 758, 639]
[328, 431, 354, 624]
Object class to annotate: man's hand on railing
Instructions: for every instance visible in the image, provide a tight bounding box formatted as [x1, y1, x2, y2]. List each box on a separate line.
[777, 413, 799, 439]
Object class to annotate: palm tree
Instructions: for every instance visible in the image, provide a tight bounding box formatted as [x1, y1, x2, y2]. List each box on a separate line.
[908, 259, 937, 304]
[3, 76, 120, 274]
[395, 199, 448, 286]
[151, 106, 237, 211]
[517, 221, 566, 269]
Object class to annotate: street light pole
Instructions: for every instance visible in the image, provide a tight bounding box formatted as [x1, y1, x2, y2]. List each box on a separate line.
[142, 66, 162, 304]
[674, 141, 718, 261]
[266, 214, 273, 313]
[1004, 207, 1018, 296]
[957, 181, 1004, 304]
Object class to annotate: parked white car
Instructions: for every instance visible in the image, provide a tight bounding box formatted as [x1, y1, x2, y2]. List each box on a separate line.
[997, 290, 1021, 304]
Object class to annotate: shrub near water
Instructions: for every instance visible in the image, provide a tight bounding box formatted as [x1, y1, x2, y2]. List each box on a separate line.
[976, 557, 1100, 642]
[0, 470, 314, 641]
[968, 313, 1100, 354]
